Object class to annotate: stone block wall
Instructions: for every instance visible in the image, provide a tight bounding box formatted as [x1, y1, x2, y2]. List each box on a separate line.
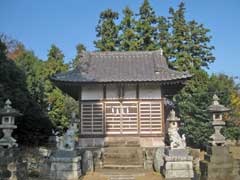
[0, 146, 53, 180]
[0, 147, 28, 180]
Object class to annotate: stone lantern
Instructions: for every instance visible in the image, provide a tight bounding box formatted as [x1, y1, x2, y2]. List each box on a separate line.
[0, 99, 22, 148]
[208, 94, 230, 146]
[199, 95, 239, 180]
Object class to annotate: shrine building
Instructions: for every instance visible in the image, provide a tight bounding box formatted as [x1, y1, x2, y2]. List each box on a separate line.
[51, 50, 191, 148]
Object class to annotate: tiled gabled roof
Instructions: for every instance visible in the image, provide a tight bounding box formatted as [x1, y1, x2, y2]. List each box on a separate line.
[51, 50, 191, 84]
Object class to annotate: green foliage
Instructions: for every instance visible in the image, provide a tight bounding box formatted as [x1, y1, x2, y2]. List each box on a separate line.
[157, 16, 171, 58]
[63, 95, 79, 119]
[94, 9, 119, 51]
[15, 49, 45, 107]
[71, 43, 86, 68]
[1, 39, 79, 142]
[119, 6, 139, 51]
[174, 70, 213, 148]
[44, 45, 71, 129]
[0, 39, 52, 145]
[230, 90, 240, 126]
[208, 74, 235, 105]
[174, 71, 240, 148]
[43, 45, 68, 95]
[95, 1, 215, 71]
[47, 44, 65, 63]
[135, 0, 157, 50]
[0, 39, 7, 59]
[0, 34, 21, 57]
[47, 88, 68, 128]
[223, 124, 240, 141]
[166, 2, 215, 71]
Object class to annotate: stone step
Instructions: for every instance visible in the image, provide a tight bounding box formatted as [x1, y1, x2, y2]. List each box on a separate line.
[104, 152, 143, 160]
[104, 137, 140, 147]
[109, 175, 135, 180]
[104, 141, 140, 147]
[96, 168, 147, 180]
[103, 160, 143, 166]
[103, 164, 143, 169]
[103, 147, 143, 167]
[104, 147, 142, 153]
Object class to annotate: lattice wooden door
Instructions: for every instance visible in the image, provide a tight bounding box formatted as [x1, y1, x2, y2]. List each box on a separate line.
[105, 101, 138, 134]
[81, 102, 104, 134]
[139, 101, 162, 134]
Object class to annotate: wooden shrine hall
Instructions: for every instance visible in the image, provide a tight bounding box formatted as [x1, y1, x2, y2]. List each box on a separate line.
[51, 50, 191, 147]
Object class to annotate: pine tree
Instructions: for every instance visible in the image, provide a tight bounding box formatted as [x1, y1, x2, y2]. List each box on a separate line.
[168, 2, 215, 71]
[44, 45, 68, 82]
[187, 20, 215, 69]
[47, 45, 64, 60]
[94, 9, 119, 51]
[119, 6, 139, 51]
[71, 43, 86, 68]
[157, 16, 171, 59]
[135, 0, 157, 50]
[44, 45, 69, 129]
[168, 2, 190, 70]
[173, 70, 213, 148]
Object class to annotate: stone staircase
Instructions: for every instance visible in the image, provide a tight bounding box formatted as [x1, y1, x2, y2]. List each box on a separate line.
[103, 146, 143, 168]
[102, 137, 144, 168]
[95, 137, 147, 179]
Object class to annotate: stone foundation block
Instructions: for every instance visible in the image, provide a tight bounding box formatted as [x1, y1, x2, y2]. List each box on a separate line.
[165, 161, 193, 170]
[200, 146, 240, 180]
[164, 169, 194, 179]
[163, 148, 194, 180]
[50, 151, 81, 180]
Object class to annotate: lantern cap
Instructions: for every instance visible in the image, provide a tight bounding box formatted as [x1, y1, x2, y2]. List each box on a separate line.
[208, 95, 230, 113]
[0, 99, 22, 117]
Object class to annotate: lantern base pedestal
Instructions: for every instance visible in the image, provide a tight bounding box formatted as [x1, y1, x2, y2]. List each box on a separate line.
[200, 146, 240, 180]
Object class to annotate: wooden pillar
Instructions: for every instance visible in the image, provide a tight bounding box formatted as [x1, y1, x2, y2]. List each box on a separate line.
[136, 84, 139, 99]
[103, 84, 106, 135]
[103, 84, 106, 99]
[137, 101, 140, 135]
[161, 99, 165, 136]
[79, 86, 82, 135]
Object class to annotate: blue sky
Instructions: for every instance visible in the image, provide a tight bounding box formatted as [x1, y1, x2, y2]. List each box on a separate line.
[0, 0, 240, 80]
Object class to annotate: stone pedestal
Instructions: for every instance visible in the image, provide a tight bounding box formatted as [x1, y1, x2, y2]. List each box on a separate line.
[50, 150, 81, 180]
[200, 146, 240, 180]
[163, 148, 194, 180]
